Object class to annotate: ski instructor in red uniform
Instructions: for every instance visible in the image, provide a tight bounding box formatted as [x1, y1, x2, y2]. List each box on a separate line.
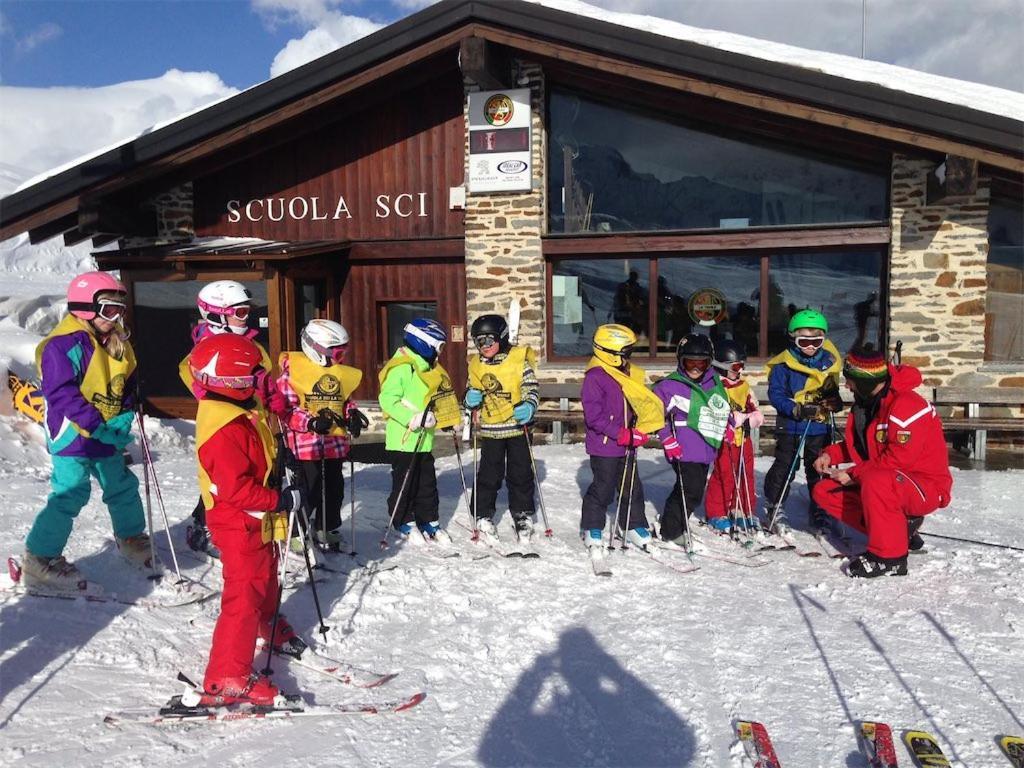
[812, 346, 952, 578]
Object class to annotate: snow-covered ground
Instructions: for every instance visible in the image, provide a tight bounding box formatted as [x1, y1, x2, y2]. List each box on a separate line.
[2, 262, 1022, 768]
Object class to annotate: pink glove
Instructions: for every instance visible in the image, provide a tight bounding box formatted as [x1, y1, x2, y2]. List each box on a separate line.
[616, 427, 647, 448]
[732, 411, 748, 428]
[747, 409, 765, 429]
[265, 389, 288, 417]
[662, 435, 682, 462]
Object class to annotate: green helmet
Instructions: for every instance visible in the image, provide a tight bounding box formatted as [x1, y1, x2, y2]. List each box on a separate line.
[788, 308, 828, 334]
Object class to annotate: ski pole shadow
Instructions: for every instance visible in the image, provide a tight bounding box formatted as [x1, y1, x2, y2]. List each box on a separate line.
[922, 611, 1023, 731]
[477, 626, 697, 767]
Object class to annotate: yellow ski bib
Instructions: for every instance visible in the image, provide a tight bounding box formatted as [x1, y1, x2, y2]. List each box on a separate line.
[377, 354, 461, 431]
[585, 357, 666, 434]
[725, 379, 752, 446]
[468, 346, 535, 425]
[279, 352, 363, 437]
[195, 398, 277, 512]
[764, 340, 842, 404]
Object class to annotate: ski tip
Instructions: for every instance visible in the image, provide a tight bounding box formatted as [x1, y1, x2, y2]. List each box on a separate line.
[7, 556, 22, 583]
[363, 673, 400, 689]
[395, 691, 427, 712]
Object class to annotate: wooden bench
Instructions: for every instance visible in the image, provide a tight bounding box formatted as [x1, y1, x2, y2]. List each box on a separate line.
[931, 386, 1024, 461]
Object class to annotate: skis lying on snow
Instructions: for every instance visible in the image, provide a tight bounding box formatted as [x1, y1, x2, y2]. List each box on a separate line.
[903, 731, 951, 767]
[1000, 735, 1024, 768]
[266, 642, 398, 689]
[103, 673, 426, 726]
[611, 539, 700, 575]
[736, 720, 782, 767]
[3, 557, 216, 609]
[656, 542, 770, 569]
[453, 517, 540, 559]
[589, 547, 612, 577]
[858, 721, 899, 768]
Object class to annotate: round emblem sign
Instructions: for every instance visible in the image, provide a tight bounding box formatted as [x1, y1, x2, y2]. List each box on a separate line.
[687, 288, 728, 327]
[484, 94, 515, 126]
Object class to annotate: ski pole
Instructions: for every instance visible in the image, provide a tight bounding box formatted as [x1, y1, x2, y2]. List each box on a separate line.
[262, 505, 298, 675]
[523, 427, 552, 537]
[449, 429, 473, 514]
[765, 419, 812, 533]
[920, 531, 1024, 552]
[135, 408, 184, 584]
[617, 446, 639, 550]
[471, 417, 479, 540]
[320, 450, 328, 548]
[348, 456, 357, 557]
[134, 401, 160, 580]
[610, 445, 632, 546]
[283, 461, 331, 637]
[668, 421, 694, 555]
[380, 426, 429, 549]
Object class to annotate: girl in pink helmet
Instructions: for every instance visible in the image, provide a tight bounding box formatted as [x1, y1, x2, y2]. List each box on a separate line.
[22, 271, 150, 590]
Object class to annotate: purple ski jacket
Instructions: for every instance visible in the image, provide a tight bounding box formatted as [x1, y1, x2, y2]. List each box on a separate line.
[40, 329, 136, 458]
[581, 366, 630, 457]
[652, 369, 720, 465]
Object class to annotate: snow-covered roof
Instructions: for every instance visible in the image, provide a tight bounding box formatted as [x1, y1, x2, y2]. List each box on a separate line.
[534, 0, 1024, 122]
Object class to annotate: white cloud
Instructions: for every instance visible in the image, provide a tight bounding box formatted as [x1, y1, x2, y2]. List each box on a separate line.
[268, 12, 384, 77]
[0, 69, 239, 188]
[16, 22, 62, 54]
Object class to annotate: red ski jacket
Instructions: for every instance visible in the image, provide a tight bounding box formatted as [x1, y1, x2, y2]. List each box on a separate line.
[199, 416, 281, 533]
[822, 363, 952, 506]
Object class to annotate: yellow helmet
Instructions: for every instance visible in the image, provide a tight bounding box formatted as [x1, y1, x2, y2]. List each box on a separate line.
[593, 324, 637, 368]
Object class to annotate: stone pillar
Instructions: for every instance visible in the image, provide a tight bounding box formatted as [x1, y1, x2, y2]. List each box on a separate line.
[153, 182, 195, 242]
[888, 154, 991, 388]
[463, 63, 546, 354]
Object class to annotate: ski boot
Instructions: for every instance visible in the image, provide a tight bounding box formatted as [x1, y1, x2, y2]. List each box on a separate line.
[197, 674, 282, 707]
[21, 552, 85, 591]
[315, 528, 346, 552]
[848, 551, 908, 578]
[512, 513, 535, 545]
[116, 533, 154, 569]
[907, 516, 926, 552]
[418, 521, 451, 543]
[582, 528, 604, 549]
[186, 522, 221, 559]
[625, 526, 653, 551]
[707, 517, 732, 534]
[475, 517, 500, 547]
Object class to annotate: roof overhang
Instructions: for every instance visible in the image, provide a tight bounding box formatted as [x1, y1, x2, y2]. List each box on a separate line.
[2, 0, 1021, 243]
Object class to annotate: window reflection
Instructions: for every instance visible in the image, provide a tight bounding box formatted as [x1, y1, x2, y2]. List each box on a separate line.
[552, 259, 650, 357]
[549, 90, 888, 234]
[986, 196, 1024, 362]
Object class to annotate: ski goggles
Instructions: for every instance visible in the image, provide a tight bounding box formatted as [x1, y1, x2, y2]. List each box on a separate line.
[596, 343, 634, 359]
[795, 336, 825, 349]
[198, 298, 251, 320]
[96, 299, 127, 322]
[718, 361, 745, 373]
[301, 329, 347, 364]
[193, 370, 258, 391]
[681, 356, 710, 372]
[473, 333, 499, 349]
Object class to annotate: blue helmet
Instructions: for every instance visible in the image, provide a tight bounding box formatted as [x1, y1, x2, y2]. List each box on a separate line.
[404, 318, 447, 362]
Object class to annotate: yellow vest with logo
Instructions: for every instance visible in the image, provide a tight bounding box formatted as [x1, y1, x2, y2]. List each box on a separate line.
[585, 357, 666, 434]
[763, 340, 842, 404]
[195, 398, 276, 511]
[468, 346, 535, 425]
[725, 379, 751, 446]
[377, 353, 461, 431]
[279, 352, 363, 437]
[36, 315, 137, 425]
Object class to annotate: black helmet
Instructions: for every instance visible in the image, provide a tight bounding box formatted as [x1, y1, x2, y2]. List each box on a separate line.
[677, 333, 714, 360]
[712, 339, 747, 371]
[470, 314, 510, 352]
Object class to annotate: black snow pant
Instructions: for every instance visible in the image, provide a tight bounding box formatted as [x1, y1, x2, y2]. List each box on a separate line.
[580, 453, 648, 532]
[471, 433, 536, 520]
[660, 461, 710, 542]
[763, 431, 828, 518]
[387, 451, 439, 529]
[295, 457, 346, 534]
[191, 496, 206, 526]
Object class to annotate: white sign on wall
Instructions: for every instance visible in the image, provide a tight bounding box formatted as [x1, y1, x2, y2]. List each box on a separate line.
[467, 88, 532, 194]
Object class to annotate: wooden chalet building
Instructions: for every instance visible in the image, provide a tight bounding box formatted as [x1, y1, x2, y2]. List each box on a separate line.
[1, 0, 1022, 419]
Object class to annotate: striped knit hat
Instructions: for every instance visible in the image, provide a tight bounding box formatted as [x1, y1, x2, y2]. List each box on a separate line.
[843, 346, 889, 380]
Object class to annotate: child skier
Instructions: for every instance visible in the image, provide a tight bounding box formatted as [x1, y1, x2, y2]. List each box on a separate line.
[652, 334, 731, 545]
[812, 346, 951, 577]
[277, 319, 365, 550]
[378, 318, 461, 541]
[762, 309, 843, 534]
[23, 271, 150, 589]
[178, 280, 283, 558]
[703, 339, 765, 533]
[580, 324, 665, 551]
[189, 333, 305, 705]
[464, 314, 540, 545]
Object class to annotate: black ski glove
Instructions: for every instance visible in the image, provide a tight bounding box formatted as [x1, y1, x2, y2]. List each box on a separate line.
[346, 407, 369, 438]
[275, 485, 306, 514]
[309, 409, 335, 435]
[796, 403, 821, 421]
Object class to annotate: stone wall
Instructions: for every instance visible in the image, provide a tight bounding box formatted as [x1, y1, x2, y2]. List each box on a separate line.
[463, 63, 546, 353]
[153, 183, 195, 242]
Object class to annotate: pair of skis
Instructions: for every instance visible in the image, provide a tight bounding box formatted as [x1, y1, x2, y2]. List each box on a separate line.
[738, 720, 1023, 768]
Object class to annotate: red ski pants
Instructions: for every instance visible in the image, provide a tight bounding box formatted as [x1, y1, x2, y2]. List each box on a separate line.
[204, 519, 279, 686]
[812, 466, 940, 558]
[704, 440, 756, 520]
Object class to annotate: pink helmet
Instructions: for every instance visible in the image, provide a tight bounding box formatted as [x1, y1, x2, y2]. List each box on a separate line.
[67, 271, 126, 320]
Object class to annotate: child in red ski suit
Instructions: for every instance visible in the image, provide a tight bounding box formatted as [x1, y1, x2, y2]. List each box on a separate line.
[703, 340, 764, 531]
[190, 333, 304, 705]
[812, 346, 951, 577]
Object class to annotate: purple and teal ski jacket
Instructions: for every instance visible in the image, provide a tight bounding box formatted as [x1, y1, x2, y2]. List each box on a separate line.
[652, 369, 720, 465]
[40, 330, 136, 458]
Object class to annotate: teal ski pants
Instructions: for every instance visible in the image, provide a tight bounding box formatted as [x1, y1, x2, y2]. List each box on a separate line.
[26, 454, 145, 558]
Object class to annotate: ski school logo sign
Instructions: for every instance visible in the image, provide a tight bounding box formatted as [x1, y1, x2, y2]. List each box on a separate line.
[687, 288, 728, 327]
[484, 94, 515, 126]
[468, 88, 531, 194]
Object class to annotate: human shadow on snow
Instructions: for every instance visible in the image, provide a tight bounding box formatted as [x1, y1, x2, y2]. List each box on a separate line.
[477, 626, 697, 767]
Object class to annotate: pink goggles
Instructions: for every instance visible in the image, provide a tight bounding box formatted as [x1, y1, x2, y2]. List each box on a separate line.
[198, 298, 251, 320]
[303, 334, 348, 364]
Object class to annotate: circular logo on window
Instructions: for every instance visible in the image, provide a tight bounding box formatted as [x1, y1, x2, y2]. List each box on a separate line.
[687, 288, 728, 327]
[497, 160, 527, 174]
[484, 94, 515, 126]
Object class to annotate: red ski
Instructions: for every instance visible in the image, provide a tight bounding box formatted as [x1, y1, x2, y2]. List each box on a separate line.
[737, 720, 782, 767]
[860, 721, 899, 767]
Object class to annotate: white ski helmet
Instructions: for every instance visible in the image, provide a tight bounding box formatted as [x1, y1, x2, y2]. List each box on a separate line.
[197, 280, 253, 334]
[301, 319, 350, 366]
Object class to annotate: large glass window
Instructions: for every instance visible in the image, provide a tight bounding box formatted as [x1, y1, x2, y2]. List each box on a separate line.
[382, 301, 437, 358]
[985, 195, 1024, 362]
[549, 251, 884, 359]
[132, 280, 269, 397]
[548, 90, 888, 234]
